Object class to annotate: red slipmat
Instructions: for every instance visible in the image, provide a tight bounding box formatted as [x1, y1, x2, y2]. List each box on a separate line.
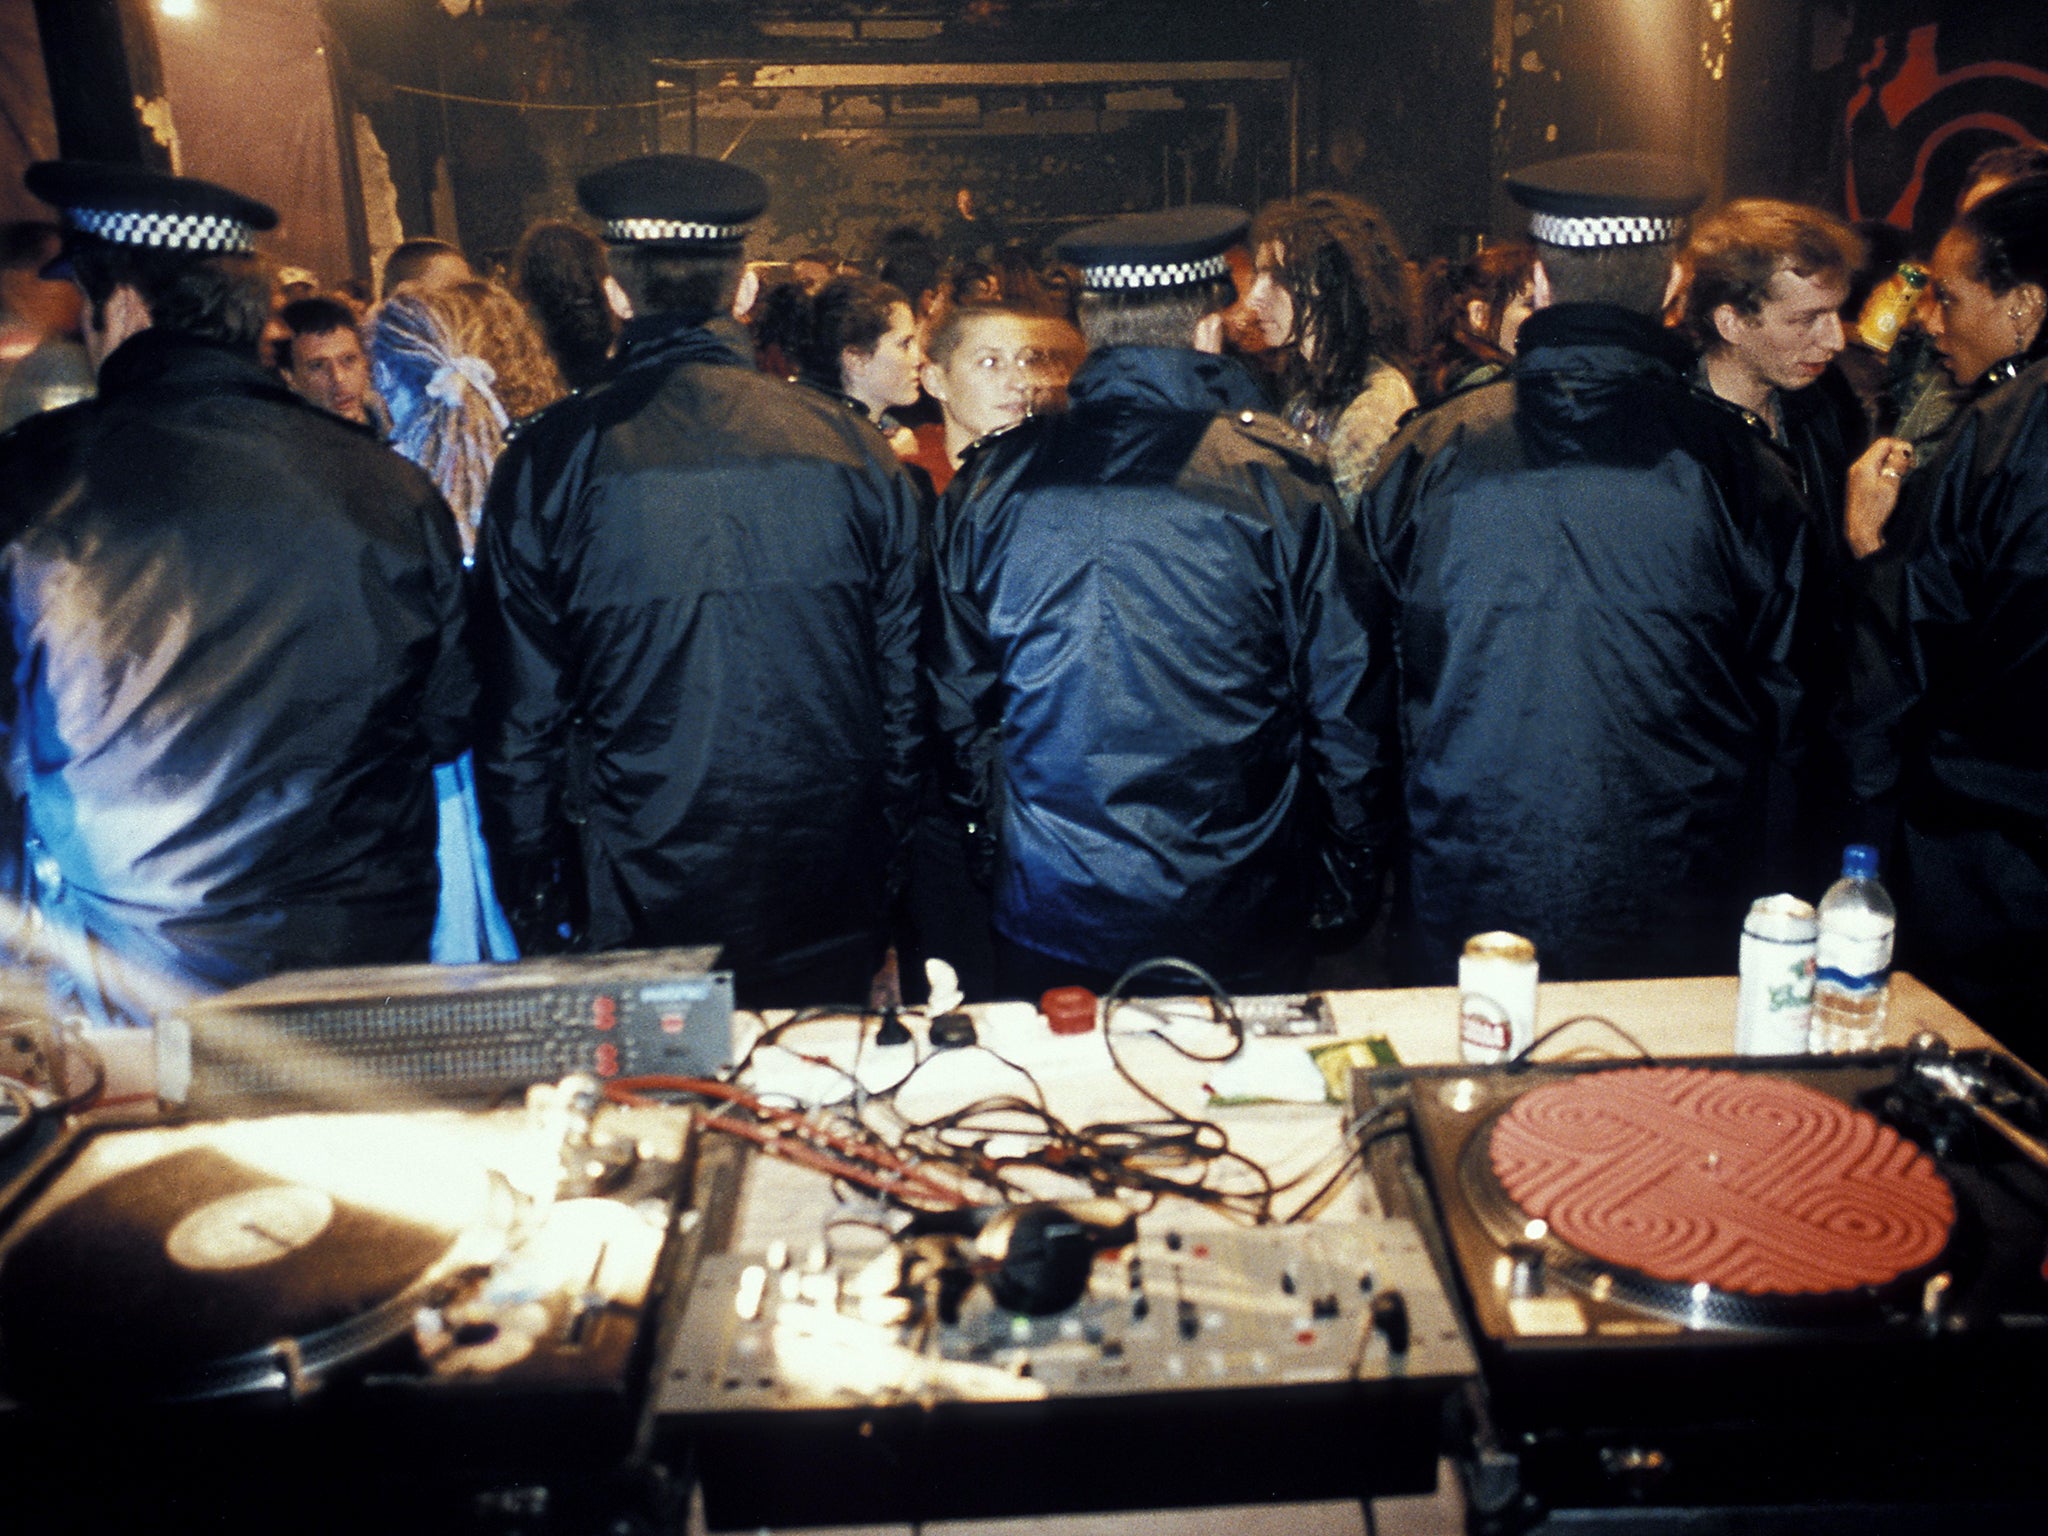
[1489, 1066, 1955, 1295]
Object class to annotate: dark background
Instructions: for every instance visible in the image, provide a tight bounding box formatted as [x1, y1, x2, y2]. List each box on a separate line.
[5, 0, 2047, 283]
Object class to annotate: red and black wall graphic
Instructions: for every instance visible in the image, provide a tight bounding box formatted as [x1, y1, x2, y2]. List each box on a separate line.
[1843, 13, 2048, 246]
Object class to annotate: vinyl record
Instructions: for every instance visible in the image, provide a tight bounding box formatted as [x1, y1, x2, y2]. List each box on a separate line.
[0, 1144, 461, 1401]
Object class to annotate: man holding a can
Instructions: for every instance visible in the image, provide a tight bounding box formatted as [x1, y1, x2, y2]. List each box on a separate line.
[1363, 152, 1817, 984]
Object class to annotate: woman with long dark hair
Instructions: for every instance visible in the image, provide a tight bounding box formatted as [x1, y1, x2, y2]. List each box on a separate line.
[1244, 191, 1418, 509]
[1840, 175, 2048, 1057]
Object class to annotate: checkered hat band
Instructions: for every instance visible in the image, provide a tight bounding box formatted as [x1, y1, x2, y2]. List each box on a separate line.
[67, 206, 255, 254]
[603, 217, 746, 244]
[1529, 211, 1677, 248]
[1080, 252, 1232, 290]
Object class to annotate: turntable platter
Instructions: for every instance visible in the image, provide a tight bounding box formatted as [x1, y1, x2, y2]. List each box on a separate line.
[0, 1115, 503, 1402]
[1485, 1066, 1954, 1297]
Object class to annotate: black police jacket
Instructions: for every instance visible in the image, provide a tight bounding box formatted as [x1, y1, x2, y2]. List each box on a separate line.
[1363, 304, 1813, 982]
[472, 314, 923, 1007]
[1839, 347, 2048, 1054]
[926, 345, 1397, 989]
[0, 329, 473, 1022]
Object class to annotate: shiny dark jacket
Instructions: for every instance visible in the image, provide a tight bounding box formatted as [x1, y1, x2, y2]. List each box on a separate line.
[926, 345, 1396, 989]
[1363, 304, 1813, 982]
[473, 314, 923, 1007]
[1705, 368, 1871, 888]
[0, 329, 473, 1022]
[1840, 350, 2048, 1055]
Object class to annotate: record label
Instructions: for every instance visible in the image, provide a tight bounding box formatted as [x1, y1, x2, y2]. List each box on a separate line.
[166, 1185, 337, 1272]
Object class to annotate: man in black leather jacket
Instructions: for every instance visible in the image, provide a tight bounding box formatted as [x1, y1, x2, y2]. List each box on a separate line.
[473, 156, 923, 1008]
[0, 164, 473, 1026]
[1363, 154, 1815, 982]
[926, 207, 1396, 997]
[1677, 198, 1874, 890]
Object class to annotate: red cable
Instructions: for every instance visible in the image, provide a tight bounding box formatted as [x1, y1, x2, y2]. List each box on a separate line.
[605, 1074, 973, 1208]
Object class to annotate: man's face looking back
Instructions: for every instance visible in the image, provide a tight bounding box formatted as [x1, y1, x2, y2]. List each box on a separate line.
[287, 325, 371, 423]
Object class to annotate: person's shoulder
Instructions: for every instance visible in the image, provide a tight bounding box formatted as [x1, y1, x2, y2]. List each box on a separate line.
[1974, 353, 2048, 430]
[1211, 404, 1327, 478]
[1387, 370, 1516, 456]
[285, 412, 446, 508]
[268, 393, 410, 464]
[0, 391, 98, 460]
[955, 412, 1040, 473]
[1643, 373, 1784, 466]
[944, 414, 1051, 515]
[1948, 354, 2048, 491]
[1345, 359, 1419, 419]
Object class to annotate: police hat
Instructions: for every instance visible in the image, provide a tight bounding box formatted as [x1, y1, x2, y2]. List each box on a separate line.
[25, 161, 276, 273]
[576, 155, 769, 251]
[1505, 152, 1706, 248]
[1058, 205, 1247, 292]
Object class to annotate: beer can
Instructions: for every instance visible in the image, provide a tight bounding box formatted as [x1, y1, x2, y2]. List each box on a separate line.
[1460, 931, 1538, 1065]
[1736, 894, 1818, 1056]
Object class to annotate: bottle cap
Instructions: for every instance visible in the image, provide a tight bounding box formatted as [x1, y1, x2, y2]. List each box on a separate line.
[1040, 986, 1099, 1035]
[1843, 843, 1879, 879]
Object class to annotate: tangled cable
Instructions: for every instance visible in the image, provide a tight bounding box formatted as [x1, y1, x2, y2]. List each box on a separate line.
[615, 958, 1378, 1226]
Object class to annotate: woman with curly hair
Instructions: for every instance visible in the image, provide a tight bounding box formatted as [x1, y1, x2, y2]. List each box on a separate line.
[369, 277, 566, 963]
[511, 219, 619, 393]
[1244, 191, 1419, 509]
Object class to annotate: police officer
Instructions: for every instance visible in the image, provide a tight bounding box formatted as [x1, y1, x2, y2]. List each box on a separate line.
[0, 164, 473, 1025]
[926, 206, 1396, 998]
[473, 155, 923, 1008]
[1363, 153, 1815, 982]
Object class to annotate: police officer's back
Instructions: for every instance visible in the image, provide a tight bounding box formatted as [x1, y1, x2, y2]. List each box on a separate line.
[927, 208, 1397, 997]
[0, 164, 473, 1025]
[473, 156, 923, 1008]
[1364, 154, 1814, 982]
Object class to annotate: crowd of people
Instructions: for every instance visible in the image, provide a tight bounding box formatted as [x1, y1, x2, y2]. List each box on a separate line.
[0, 140, 2043, 1066]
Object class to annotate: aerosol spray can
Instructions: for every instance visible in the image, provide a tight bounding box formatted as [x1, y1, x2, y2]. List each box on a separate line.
[1736, 894, 1818, 1056]
[1460, 931, 1538, 1065]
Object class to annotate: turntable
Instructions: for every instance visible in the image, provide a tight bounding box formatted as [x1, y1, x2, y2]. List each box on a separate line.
[1358, 1052, 2048, 1528]
[0, 1086, 721, 1534]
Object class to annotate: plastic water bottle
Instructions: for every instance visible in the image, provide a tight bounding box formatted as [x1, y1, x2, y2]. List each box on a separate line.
[1810, 844, 1896, 1053]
